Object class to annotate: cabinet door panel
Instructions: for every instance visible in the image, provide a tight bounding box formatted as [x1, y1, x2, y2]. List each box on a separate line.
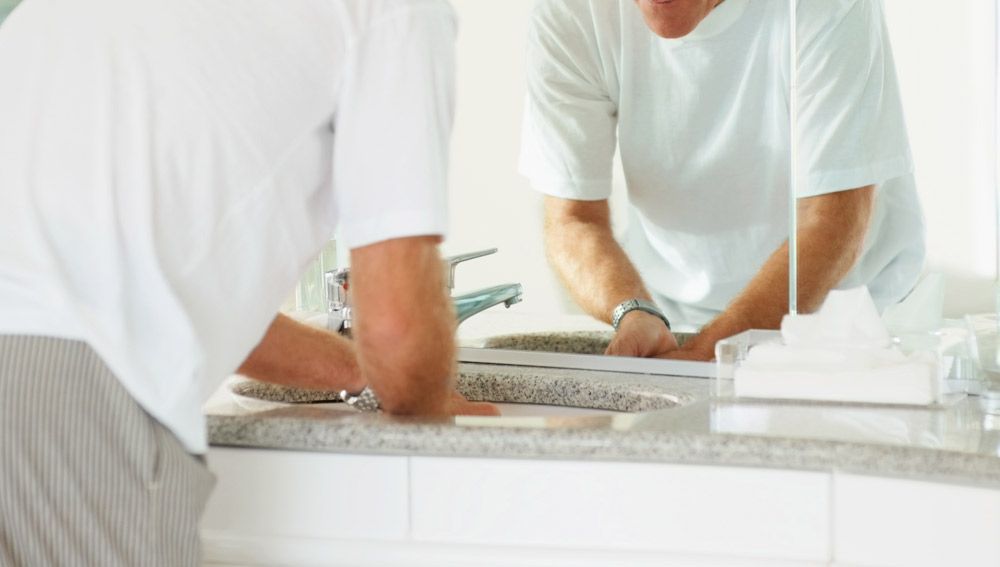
[835, 473, 1000, 567]
[203, 448, 409, 540]
[411, 458, 831, 562]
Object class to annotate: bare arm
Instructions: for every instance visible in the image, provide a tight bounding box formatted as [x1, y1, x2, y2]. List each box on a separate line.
[544, 196, 677, 357]
[350, 235, 495, 415]
[238, 314, 364, 392]
[672, 185, 876, 360]
[240, 237, 495, 416]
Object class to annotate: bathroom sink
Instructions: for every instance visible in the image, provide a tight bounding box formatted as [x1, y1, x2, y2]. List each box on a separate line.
[227, 365, 687, 417]
[481, 330, 694, 355]
[454, 366, 684, 413]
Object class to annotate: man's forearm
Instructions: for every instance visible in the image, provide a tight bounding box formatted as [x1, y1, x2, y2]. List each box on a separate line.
[237, 314, 364, 391]
[544, 197, 651, 323]
[681, 186, 876, 358]
[350, 236, 454, 415]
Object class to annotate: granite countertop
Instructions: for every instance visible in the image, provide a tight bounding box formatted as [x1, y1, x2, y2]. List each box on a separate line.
[206, 361, 1000, 488]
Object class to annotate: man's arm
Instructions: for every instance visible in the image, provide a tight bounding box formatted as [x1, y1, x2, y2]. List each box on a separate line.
[239, 237, 497, 416]
[544, 196, 677, 357]
[350, 235, 497, 415]
[669, 185, 876, 361]
[238, 314, 364, 392]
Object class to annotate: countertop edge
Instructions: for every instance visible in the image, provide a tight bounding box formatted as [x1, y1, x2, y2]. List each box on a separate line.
[207, 414, 1000, 489]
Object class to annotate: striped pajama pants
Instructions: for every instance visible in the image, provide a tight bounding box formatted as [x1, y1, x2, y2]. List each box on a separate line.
[0, 336, 215, 567]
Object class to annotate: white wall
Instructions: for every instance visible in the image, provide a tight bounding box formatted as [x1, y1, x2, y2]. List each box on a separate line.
[444, 0, 999, 318]
[442, 0, 574, 315]
[883, 0, 998, 316]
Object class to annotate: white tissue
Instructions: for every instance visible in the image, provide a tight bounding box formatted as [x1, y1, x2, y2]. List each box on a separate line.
[734, 287, 939, 406]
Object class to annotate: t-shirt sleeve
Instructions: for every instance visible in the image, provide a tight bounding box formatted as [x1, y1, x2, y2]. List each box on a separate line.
[332, 4, 455, 249]
[796, 0, 914, 198]
[518, 0, 618, 201]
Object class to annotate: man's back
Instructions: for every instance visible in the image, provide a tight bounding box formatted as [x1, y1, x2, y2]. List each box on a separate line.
[0, 0, 457, 453]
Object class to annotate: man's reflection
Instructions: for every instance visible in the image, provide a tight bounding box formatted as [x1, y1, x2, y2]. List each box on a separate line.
[519, 0, 924, 361]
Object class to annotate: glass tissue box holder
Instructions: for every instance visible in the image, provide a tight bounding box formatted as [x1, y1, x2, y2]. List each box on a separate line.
[712, 329, 963, 407]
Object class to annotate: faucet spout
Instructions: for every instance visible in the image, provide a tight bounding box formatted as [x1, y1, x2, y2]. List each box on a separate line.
[325, 249, 523, 332]
[453, 283, 523, 325]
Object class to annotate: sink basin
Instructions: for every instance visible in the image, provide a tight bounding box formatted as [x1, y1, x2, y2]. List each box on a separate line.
[481, 330, 694, 355]
[228, 365, 687, 416]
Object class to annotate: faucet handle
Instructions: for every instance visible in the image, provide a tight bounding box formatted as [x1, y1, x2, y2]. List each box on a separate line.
[443, 248, 498, 290]
[326, 267, 351, 309]
[325, 267, 353, 332]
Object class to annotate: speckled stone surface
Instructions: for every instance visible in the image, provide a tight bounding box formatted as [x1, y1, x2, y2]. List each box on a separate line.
[208, 363, 1000, 488]
[233, 366, 689, 412]
[232, 381, 341, 403]
[481, 330, 693, 354]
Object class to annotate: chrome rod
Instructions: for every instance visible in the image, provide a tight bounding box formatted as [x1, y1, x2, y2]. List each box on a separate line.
[995, 0, 1000, 331]
[788, 0, 799, 316]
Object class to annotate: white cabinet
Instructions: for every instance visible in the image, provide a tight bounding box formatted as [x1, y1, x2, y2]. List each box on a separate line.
[201, 449, 1000, 567]
[833, 473, 1000, 567]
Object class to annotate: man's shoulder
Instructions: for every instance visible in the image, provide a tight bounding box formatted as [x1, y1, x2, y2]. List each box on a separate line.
[749, 0, 868, 31]
[530, 0, 622, 40]
[798, 0, 874, 32]
[797, 0, 884, 49]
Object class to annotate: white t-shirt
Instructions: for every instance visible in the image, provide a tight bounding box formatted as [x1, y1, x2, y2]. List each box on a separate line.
[520, 0, 925, 329]
[0, 0, 456, 453]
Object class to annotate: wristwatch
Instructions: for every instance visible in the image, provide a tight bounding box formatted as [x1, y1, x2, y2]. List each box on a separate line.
[339, 386, 382, 412]
[611, 298, 671, 331]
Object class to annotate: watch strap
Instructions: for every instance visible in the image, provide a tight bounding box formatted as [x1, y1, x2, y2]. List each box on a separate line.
[339, 386, 382, 412]
[611, 298, 671, 331]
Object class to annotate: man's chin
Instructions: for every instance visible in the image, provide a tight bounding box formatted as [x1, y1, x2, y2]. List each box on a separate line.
[642, 18, 701, 39]
[635, 0, 710, 39]
[647, 23, 699, 39]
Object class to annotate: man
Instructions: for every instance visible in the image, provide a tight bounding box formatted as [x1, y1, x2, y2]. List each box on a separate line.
[520, 0, 924, 360]
[0, 0, 494, 564]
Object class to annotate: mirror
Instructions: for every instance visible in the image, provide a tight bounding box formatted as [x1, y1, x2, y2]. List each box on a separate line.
[5, 0, 990, 370]
[450, 0, 793, 360]
[443, 0, 998, 365]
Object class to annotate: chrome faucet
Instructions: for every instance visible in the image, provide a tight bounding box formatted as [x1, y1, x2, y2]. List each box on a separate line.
[452, 283, 523, 324]
[445, 249, 523, 324]
[325, 248, 523, 334]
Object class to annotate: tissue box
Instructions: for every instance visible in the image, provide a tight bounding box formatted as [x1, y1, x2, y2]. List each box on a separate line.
[713, 289, 951, 406]
[715, 329, 783, 380]
[714, 329, 941, 406]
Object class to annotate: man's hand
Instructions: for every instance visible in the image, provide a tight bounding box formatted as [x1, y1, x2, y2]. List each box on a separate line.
[545, 197, 667, 359]
[605, 311, 678, 358]
[448, 390, 501, 416]
[656, 344, 714, 362]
